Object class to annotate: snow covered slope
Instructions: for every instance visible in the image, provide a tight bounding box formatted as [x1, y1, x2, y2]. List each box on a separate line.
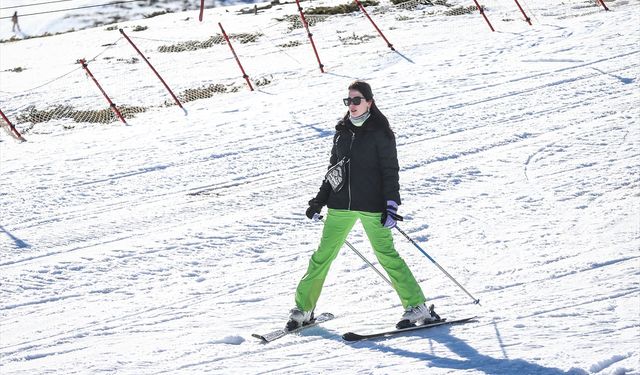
[1, 0, 639, 374]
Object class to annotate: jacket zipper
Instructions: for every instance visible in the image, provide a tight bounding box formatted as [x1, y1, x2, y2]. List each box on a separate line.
[348, 130, 355, 210]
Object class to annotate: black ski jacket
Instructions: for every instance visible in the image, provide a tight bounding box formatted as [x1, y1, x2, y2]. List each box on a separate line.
[313, 112, 401, 213]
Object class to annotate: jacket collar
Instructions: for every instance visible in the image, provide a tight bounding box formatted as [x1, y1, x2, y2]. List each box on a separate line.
[337, 116, 375, 133]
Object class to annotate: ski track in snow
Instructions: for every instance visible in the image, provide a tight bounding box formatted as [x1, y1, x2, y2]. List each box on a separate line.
[1, 0, 639, 374]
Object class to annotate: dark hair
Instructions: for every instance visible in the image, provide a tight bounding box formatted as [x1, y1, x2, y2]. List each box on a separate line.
[349, 80, 374, 101]
[344, 80, 394, 139]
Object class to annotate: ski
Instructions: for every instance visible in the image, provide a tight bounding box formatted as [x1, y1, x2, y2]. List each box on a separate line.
[342, 316, 477, 342]
[252, 312, 335, 343]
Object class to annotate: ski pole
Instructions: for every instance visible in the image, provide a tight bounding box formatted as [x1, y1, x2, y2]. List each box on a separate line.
[318, 217, 393, 287]
[395, 225, 481, 305]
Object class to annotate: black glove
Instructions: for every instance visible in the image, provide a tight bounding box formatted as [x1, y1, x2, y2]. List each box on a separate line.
[306, 198, 323, 220]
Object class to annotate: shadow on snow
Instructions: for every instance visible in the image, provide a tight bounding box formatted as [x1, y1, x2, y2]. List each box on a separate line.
[322, 325, 587, 375]
[0, 224, 30, 249]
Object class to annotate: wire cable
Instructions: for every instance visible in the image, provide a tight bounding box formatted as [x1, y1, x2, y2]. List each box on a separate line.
[1, 0, 80, 11]
[0, 0, 147, 19]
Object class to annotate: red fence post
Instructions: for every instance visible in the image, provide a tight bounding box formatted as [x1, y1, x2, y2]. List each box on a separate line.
[77, 59, 128, 125]
[512, 0, 532, 25]
[199, 0, 205, 21]
[354, 0, 394, 51]
[119, 29, 187, 115]
[218, 22, 254, 92]
[295, 0, 325, 73]
[0, 108, 26, 142]
[472, 0, 495, 32]
[596, 0, 609, 11]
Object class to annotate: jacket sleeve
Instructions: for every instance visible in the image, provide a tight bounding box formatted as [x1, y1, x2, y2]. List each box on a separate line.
[313, 133, 338, 206]
[377, 132, 401, 205]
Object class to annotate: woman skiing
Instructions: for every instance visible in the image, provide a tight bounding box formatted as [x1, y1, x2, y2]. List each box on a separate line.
[287, 80, 438, 331]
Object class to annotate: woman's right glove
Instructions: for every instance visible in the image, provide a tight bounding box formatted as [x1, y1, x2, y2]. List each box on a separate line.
[306, 198, 323, 221]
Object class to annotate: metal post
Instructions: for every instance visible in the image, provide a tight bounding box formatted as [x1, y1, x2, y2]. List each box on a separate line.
[596, 0, 609, 11]
[119, 29, 187, 115]
[77, 59, 128, 125]
[294, 0, 325, 73]
[354, 0, 395, 51]
[472, 0, 495, 32]
[218, 22, 254, 91]
[512, 0, 532, 25]
[0, 108, 26, 142]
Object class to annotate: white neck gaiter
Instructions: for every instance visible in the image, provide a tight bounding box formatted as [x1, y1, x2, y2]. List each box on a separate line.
[350, 111, 370, 127]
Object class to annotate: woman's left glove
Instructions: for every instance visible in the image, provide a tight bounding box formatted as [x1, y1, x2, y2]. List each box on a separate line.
[381, 200, 403, 228]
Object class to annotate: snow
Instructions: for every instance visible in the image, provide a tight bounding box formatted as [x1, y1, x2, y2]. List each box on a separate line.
[209, 335, 246, 345]
[1, 0, 639, 374]
[589, 353, 634, 373]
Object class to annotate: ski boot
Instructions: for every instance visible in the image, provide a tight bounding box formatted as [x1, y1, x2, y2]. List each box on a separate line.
[396, 303, 441, 329]
[286, 307, 314, 331]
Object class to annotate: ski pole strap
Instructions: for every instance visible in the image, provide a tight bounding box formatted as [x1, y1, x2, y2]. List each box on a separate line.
[395, 225, 481, 305]
[387, 211, 403, 221]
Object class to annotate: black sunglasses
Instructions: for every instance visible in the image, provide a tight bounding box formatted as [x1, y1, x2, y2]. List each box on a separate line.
[343, 96, 366, 106]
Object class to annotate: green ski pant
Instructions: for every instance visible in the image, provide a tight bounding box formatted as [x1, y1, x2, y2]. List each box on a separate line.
[295, 209, 426, 312]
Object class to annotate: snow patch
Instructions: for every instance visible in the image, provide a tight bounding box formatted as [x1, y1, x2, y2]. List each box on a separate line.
[208, 336, 245, 345]
[589, 353, 634, 373]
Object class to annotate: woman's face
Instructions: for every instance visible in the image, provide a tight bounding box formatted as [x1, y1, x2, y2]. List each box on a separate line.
[346, 89, 371, 117]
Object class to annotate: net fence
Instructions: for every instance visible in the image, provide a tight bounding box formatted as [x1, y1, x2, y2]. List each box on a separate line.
[0, 53, 130, 134]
